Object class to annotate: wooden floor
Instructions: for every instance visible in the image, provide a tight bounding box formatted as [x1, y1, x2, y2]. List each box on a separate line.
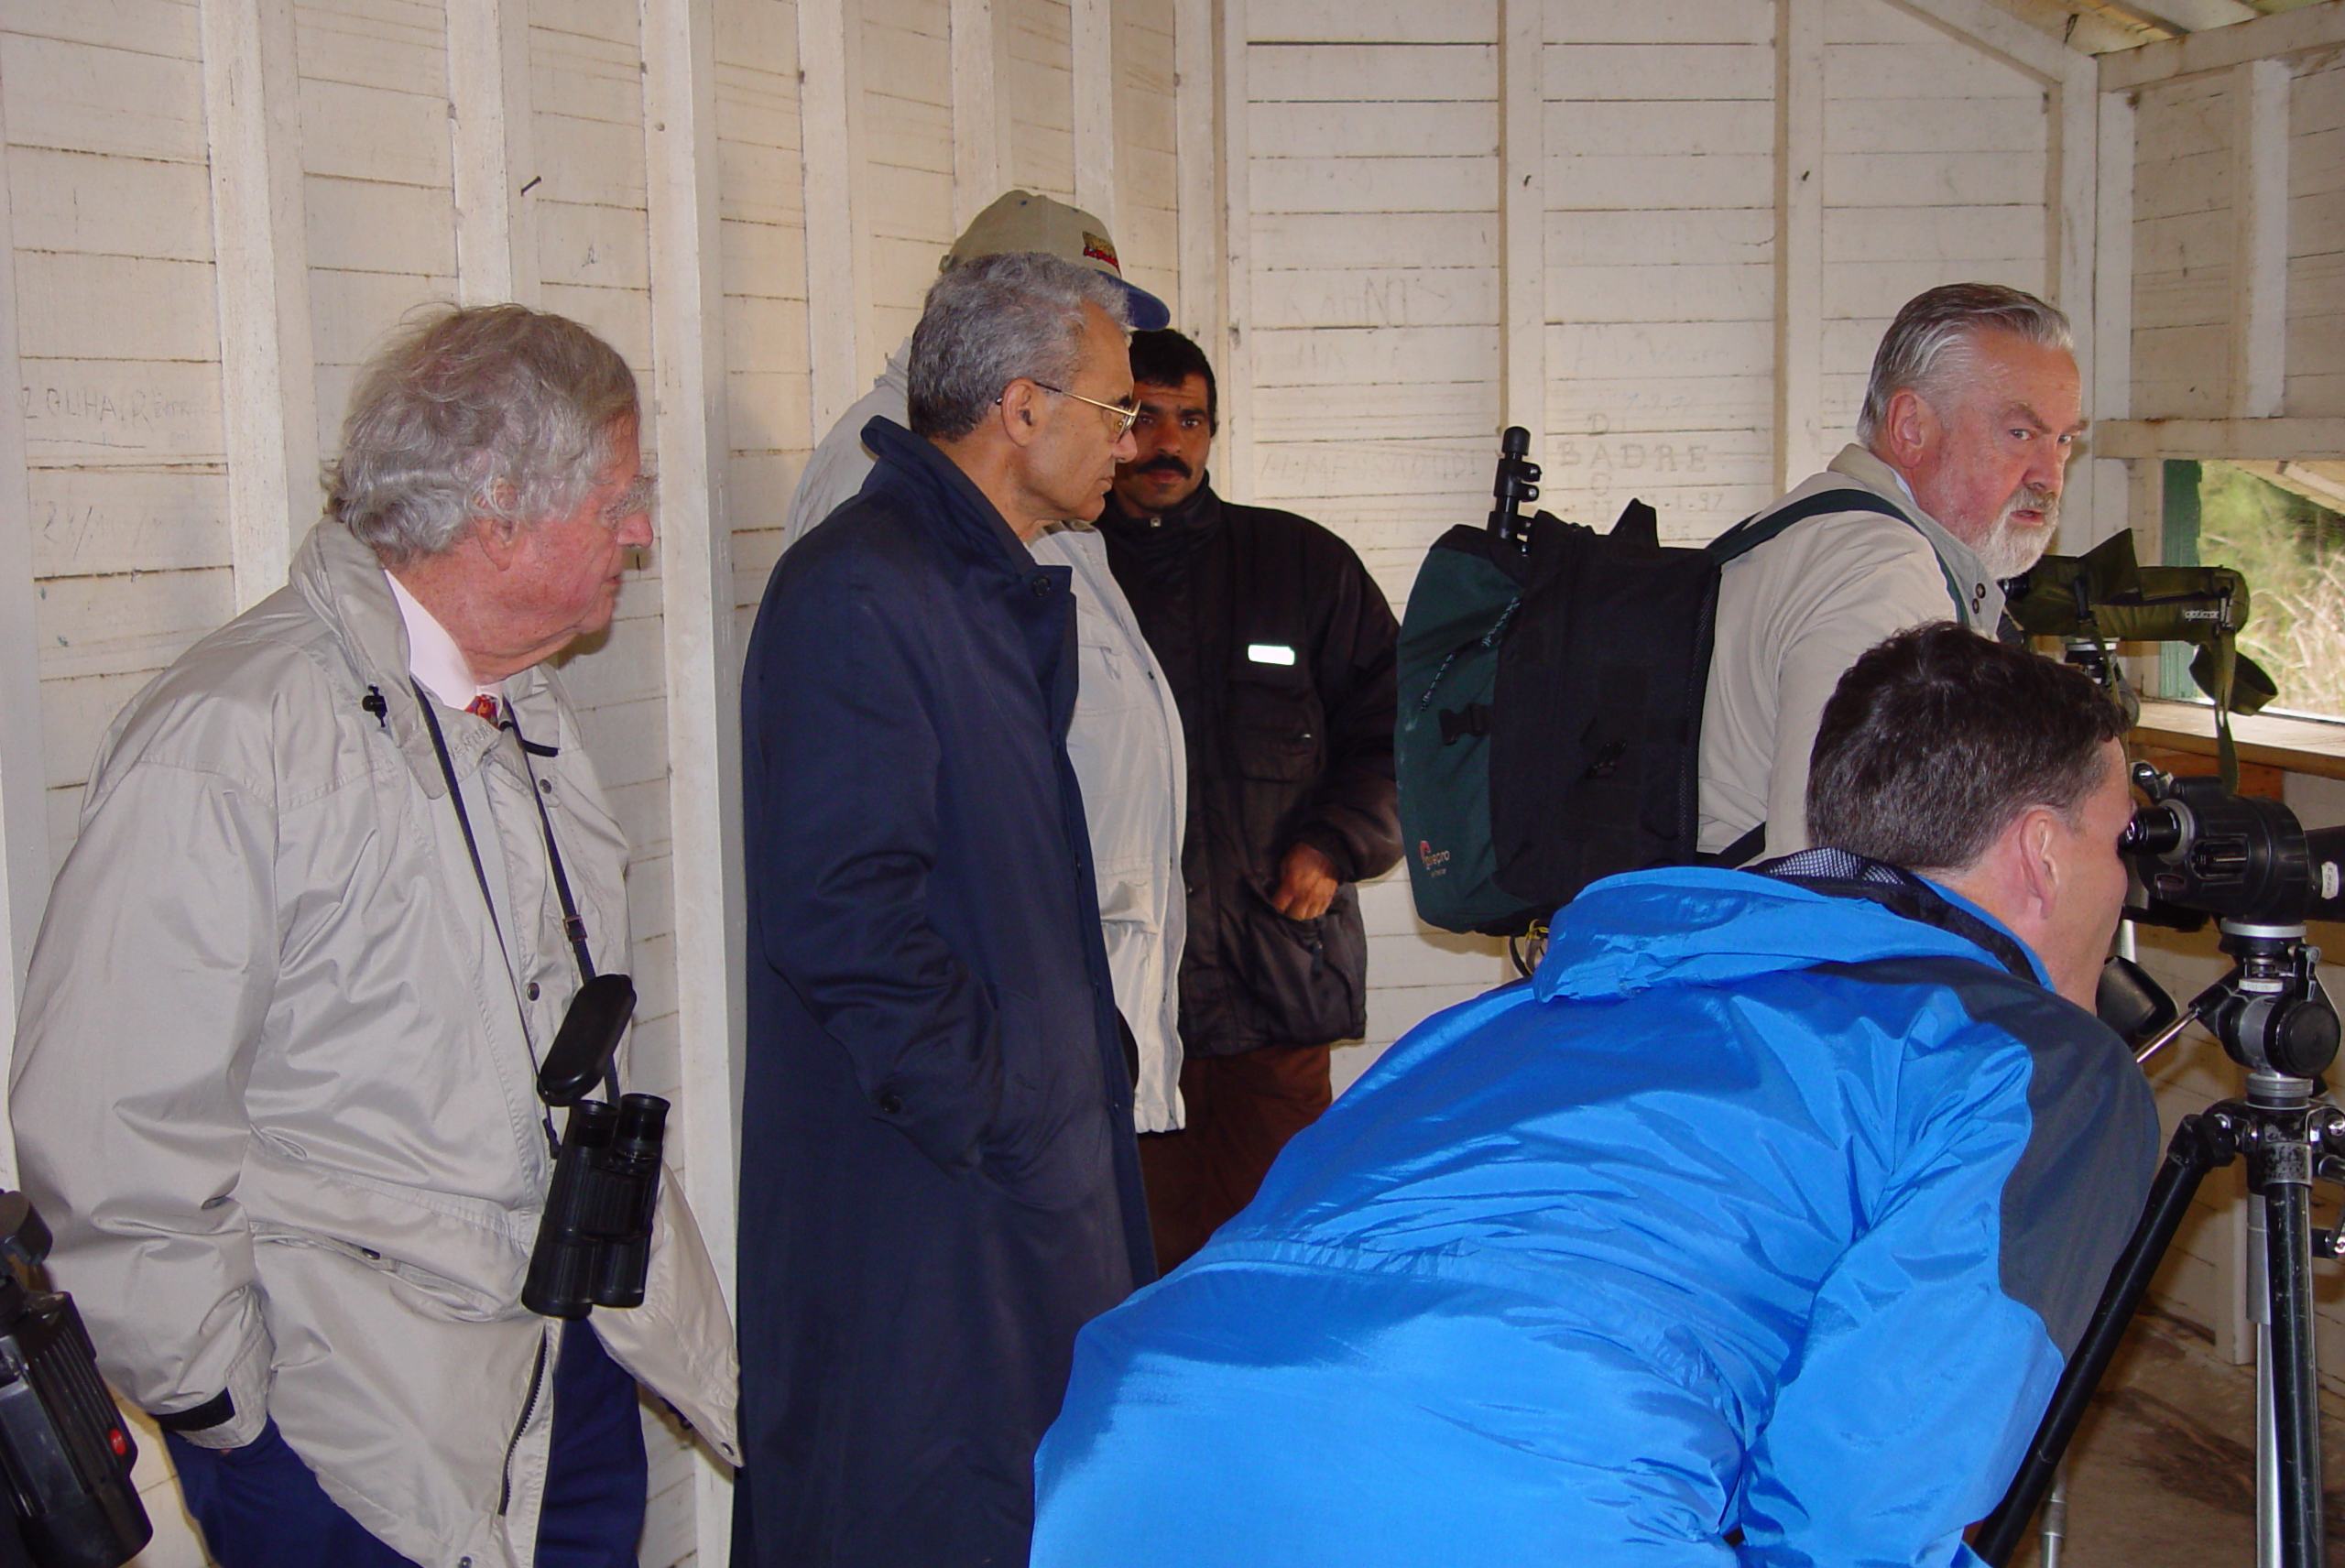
[2006, 1308, 2345, 1567]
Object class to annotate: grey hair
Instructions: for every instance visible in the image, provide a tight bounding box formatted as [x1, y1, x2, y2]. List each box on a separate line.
[906, 252, 1131, 441]
[1855, 283, 2073, 446]
[326, 303, 639, 565]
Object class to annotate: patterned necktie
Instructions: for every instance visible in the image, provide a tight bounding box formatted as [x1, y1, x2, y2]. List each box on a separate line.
[465, 693, 501, 725]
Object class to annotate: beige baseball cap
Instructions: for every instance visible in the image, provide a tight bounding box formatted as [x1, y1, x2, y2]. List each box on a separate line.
[943, 190, 1172, 330]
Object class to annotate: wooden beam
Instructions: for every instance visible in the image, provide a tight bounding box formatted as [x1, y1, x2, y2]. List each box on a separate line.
[2052, 40, 2103, 546]
[2088, 89, 2137, 550]
[2100, 0, 2345, 91]
[0, 56, 49, 1180]
[640, 0, 739, 1552]
[1498, 0, 1543, 437]
[1173, 0, 1219, 340]
[2092, 417, 2345, 461]
[2230, 57, 2290, 421]
[200, 0, 322, 611]
[1072, 0, 1117, 235]
[1774, 0, 1825, 495]
[952, 0, 1010, 229]
[1890, 0, 2085, 83]
[1217, 0, 1254, 503]
[797, 0, 867, 437]
[448, 0, 541, 305]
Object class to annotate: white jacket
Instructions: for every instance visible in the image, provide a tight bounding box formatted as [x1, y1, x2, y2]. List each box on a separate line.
[9, 520, 738, 1568]
[783, 346, 1190, 1131]
[1697, 445, 2002, 858]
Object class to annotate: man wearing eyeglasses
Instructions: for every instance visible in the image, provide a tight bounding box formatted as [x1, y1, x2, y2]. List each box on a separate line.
[1096, 329, 1402, 1274]
[780, 191, 1189, 1155]
[736, 251, 1158, 1568]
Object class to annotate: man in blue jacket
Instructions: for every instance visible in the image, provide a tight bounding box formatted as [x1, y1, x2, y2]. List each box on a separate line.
[1032, 624, 2158, 1567]
[736, 252, 1156, 1566]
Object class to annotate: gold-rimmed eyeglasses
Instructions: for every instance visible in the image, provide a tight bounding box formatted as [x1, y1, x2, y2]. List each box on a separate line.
[1031, 380, 1140, 438]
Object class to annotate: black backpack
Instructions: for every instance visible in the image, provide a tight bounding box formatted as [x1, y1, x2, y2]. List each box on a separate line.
[1396, 428, 1930, 937]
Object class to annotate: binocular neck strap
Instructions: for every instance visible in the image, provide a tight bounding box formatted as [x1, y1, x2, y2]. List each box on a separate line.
[413, 684, 562, 1146]
[504, 705, 600, 986]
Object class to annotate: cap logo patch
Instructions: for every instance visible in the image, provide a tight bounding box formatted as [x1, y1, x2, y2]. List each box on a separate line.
[1082, 231, 1121, 272]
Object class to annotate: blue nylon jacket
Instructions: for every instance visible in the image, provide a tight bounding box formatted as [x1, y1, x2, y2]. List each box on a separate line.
[1032, 865, 2157, 1567]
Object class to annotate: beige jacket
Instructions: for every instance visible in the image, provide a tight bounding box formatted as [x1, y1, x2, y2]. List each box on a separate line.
[1696, 445, 2002, 858]
[9, 520, 738, 1568]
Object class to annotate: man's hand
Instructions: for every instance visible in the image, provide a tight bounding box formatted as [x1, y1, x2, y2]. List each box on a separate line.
[1270, 844, 1341, 920]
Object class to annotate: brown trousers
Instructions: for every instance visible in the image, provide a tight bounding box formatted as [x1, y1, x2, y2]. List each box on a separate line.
[1136, 1041, 1334, 1275]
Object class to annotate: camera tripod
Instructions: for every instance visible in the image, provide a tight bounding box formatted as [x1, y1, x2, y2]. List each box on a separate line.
[1976, 920, 2342, 1568]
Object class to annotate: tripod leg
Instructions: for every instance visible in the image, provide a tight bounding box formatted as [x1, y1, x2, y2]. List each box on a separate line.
[1974, 1114, 2230, 1567]
[2261, 1171, 2323, 1567]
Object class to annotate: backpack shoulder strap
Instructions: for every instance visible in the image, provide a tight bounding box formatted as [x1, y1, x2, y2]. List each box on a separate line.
[1706, 486, 1967, 621]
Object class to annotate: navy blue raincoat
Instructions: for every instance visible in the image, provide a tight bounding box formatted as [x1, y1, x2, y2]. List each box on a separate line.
[735, 419, 1154, 1568]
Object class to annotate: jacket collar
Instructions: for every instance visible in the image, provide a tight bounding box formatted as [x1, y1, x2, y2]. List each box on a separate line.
[290, 519, 551, 799]
[1827, 444, 2007, 630]
[1097, 476, 1223, 575]
[859, 416, 1039, 574]
[1532, 861, 2049, 1004]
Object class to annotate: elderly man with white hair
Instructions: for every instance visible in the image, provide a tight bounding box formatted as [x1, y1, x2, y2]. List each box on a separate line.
[11, 303, 738, 1568]
[1699, 281, 2089, 865]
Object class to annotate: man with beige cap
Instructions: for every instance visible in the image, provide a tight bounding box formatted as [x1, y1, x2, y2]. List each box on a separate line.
[782, 191, 1189, 1142]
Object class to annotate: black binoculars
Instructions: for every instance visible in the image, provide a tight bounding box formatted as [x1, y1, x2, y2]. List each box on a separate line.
[520, 973, 667, 1320]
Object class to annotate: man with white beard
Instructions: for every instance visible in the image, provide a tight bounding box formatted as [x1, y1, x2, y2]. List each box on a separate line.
[1698, 282, 2085, 862]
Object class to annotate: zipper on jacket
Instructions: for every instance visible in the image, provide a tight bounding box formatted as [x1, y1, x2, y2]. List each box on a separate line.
[497, 1332, 551, 1516]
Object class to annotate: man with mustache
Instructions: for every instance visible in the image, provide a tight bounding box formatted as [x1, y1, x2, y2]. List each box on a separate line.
[1096, 329, 1401, 1272]
[1699, 282, 2086, 862]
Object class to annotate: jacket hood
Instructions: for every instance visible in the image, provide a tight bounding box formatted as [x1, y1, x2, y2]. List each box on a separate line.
[1535, 866, 2047, 1004]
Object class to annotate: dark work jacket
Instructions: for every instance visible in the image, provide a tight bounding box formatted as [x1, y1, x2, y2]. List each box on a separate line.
[1098, 479, 1401, 1056]
[735, 418, 1153, 1568]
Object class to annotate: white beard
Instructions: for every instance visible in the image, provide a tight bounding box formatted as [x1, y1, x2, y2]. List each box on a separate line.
[1976, 485, 2060, 579]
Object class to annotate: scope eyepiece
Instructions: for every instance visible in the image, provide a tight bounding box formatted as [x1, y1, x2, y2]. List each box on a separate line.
[2120, 804, 2185, 860]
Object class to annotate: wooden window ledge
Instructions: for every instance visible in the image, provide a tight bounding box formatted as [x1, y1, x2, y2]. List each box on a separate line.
[2132, 698, 2345, 783]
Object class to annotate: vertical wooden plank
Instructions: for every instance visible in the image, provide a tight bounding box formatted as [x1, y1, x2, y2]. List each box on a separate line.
[2090, 87, 2136, 552]
[1173, 0, 1219, 342]
[448, 0, 542, 305]
[953, 0, 1010, 225]
[2052, 62, 2102, 549]
[1499, 0, 1542, 435]
[641, 0, 738, 1552]
[2231, 56, 2290, 420]
[201, 0, 323, 609]
[1774, 0, 1825, 494]
[799, 0, 867, 436]
[0, 58, 48, 1181]
[1071, 0, 1116, 233]
[1217, 0, 1252, 502]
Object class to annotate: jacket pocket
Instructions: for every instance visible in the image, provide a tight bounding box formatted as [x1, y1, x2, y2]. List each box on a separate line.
[976, 985, 1111, 1212]
[1228, 672, 1320, 784]
[1228, 880, 1368, 1047]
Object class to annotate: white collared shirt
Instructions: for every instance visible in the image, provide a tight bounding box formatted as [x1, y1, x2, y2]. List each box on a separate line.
[385, 568, 518, 941]
[385, 570, 504, 714]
